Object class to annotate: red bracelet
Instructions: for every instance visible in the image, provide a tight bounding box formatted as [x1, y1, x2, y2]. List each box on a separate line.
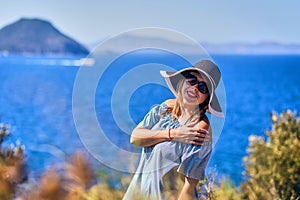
[168, 128, 174, 140]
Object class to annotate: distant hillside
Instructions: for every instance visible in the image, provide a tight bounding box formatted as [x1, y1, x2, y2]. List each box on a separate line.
[202, 42, 300, 55]
[88, 32, 300, 55]
[0, 18, 89, 56]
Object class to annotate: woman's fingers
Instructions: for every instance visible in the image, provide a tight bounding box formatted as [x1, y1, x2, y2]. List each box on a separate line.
[191, 141, 203, 146]
[197, 133, 209, 139]
[191, 140, 209, 146]
[193, 131, 211, 143]
[194, 135, 210, 141]
[197, 128, 209, 134]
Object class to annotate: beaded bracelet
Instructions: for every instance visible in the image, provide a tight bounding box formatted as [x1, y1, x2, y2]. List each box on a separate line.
[168, 128, 174, 140]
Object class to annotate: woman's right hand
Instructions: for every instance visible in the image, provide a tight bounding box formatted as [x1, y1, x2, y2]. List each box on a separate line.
[170, 121, 211, 146]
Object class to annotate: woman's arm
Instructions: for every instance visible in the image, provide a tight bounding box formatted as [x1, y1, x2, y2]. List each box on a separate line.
[130, 119, 210, 147]
[130, 126, 169, 147]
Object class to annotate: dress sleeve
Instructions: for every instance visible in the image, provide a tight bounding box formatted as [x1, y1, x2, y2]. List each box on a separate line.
[138, 103, 166, 129]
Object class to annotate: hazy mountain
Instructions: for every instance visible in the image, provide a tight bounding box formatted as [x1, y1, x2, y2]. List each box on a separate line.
[89, 33, 205, 55]
[202, 42, 300, 54]
[88, 34, 300, 55]
[0, 18, 89, 56]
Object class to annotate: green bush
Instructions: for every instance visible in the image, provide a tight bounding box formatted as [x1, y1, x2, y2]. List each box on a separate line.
[241, 111, 300, 200]
[215, 179, 241, 200]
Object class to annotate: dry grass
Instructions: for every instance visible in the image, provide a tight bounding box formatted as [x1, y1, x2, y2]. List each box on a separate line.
[0, 123, 27, 200]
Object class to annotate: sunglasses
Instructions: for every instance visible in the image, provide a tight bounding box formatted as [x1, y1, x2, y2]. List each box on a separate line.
[185, 74, 209, 94]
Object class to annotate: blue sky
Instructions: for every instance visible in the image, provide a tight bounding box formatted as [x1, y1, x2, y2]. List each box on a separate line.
[1, 0, 300, 45]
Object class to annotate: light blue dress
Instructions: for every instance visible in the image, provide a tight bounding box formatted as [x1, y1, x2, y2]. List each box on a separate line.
[123, 102, 212, 200]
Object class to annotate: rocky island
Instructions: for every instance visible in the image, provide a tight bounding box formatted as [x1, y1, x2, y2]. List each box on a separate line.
[0, 18, 89, 56]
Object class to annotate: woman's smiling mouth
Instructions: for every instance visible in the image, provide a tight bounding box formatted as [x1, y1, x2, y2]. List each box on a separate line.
[186, 90, 198, 99]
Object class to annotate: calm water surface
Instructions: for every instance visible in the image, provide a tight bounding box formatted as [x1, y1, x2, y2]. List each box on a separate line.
[0, 54, 299, 185]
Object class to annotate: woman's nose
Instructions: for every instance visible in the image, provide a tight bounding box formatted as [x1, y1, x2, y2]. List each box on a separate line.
[192, 85, 198, 92]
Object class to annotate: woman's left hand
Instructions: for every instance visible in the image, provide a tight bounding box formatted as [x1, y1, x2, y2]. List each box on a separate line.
[193, 128, 211, 145]
[170, 121, 211, 146]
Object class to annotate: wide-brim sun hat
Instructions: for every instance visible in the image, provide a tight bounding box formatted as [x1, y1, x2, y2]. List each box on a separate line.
[160, 60, 224, 118]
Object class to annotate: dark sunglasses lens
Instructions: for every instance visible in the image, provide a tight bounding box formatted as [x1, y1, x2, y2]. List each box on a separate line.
[198, 82, 208, 94]
[186, 78, 197, 86]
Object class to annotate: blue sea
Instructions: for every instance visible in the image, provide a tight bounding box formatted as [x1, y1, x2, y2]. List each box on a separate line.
[0, 53, 300, 186]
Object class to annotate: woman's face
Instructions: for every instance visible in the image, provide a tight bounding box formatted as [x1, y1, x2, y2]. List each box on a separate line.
[180, 72, 208, 107]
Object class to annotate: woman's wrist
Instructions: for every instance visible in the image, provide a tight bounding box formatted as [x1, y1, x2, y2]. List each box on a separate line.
[168, 128, 174, 140]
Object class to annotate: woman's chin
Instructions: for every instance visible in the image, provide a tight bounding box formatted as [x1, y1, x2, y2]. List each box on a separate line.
[183, 99, 199, 106]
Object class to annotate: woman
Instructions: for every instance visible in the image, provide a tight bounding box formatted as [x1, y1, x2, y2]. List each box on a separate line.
[123, 60, 224, 200]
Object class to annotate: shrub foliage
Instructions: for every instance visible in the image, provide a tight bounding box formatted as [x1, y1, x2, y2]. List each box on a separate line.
[241, 111, 300, 200]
